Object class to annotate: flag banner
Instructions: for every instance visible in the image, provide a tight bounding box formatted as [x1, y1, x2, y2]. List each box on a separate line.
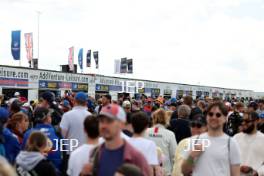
[120, 58, 127, 73]
[78, 48, 83, 70]
[24, 33, 33, 62]
[68, 47, 74, 71]
[11, 30, 21, 60]
[127, 59, 133, 73]
[114, 59, 121, 74]
[86, 50, 91, 67]
[93, 51, 99, 69]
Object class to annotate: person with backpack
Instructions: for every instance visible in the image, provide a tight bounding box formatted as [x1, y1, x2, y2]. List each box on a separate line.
[80, 104, 150, 176]
[225, 102, 244, 136]
[16, 131, 57, 176]
[181, 102, 241, 176]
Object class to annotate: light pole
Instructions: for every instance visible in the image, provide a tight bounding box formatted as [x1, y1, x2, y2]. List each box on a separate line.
[36, 11, 42, 65]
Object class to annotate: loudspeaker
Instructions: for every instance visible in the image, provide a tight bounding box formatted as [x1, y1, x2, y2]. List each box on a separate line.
[61, 64, 77, 73]
[33, 59, 38, 69]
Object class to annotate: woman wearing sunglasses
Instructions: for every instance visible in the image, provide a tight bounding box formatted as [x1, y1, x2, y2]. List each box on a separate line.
[172, 114, 207, 176]
[181, 101, 241, 176]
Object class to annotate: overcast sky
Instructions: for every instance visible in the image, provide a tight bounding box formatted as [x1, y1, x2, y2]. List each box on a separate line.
[1, 0, 264, 91]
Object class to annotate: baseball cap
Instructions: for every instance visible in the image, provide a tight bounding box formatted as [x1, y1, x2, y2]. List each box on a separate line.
[14, 92, 20, 96]
[122, 101, 131, 108]
[191, 114, 207, 127]
[171, 98, 177, 103]
[0, 108, 9, 122]
[41, 91, 55, 103]
[62, 100, 70, 107]
[75, 92, 88, 102]
[99, 104, 126, 122]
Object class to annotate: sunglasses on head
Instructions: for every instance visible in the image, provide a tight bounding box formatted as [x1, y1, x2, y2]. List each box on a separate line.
[208, 112, 222, 118]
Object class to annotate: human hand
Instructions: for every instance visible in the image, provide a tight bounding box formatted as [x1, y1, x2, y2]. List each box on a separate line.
[80, 163, 93, 176]
[189, 143, 204, 158]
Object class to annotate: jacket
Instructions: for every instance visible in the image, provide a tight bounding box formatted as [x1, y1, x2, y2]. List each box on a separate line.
[16, 151, 57, 176]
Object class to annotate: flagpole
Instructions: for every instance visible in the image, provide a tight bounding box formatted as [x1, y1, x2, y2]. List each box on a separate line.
[36, 11, 41, 63]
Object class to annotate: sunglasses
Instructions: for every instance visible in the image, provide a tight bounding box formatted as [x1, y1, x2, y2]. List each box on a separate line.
[191, 122, 202, 128]
[242, 119, 255, 124]
[208, 112, 222, 118]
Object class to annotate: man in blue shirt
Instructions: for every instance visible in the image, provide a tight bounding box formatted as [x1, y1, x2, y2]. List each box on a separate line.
[22, 107, 62, 170]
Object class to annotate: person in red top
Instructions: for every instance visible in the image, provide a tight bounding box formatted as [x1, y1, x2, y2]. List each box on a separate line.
[80, 104, 151, 176]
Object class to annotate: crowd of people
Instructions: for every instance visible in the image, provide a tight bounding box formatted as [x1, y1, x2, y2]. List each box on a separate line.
[0, 91, 264, 176]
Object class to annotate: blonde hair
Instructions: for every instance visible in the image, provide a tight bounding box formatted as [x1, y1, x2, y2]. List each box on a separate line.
[165, 110, 173, 127]
[7, 112, 28, 130]
[26, 131, 49, 152]
[0, 157, 17, 176]
[152, 109, 167, 125]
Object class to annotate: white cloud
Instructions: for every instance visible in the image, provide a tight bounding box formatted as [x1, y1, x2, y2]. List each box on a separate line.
[0, 0, 264, 91]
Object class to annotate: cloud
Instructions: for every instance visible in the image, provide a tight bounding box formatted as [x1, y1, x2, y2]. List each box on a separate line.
[0, 0, 264, 91]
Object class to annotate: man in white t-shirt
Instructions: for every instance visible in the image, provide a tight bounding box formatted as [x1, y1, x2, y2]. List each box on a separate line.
[182, 102, 241, 176]
[128, 112, 159, 176]
[60, 92, 91, 151]
[234, 111, 264, 176]
[67, 115, 99, 176]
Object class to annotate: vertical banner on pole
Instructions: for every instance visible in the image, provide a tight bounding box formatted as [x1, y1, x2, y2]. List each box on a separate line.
[68, 46, 74, 71]
[127, 59, 133, 73]
[24, 33, 33, 66]
[78, 48, 83, 71]
[11, 30, 21, 60]
[93, 51, 99, 69]
[120, 58, 127, 73]
[86, 50, 91, 67]
[114, 59, 121, 74]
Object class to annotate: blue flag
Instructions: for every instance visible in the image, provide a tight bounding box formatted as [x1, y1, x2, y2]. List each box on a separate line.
[78, 48, 83, 70]
[11, 30, 21, 60]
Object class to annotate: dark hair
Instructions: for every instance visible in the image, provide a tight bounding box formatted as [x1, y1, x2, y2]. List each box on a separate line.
[207, 102, 228, 116]
[244, 111, 259, 121]
[126, 112, 132, 124]
[10, 100, 21, 113]
[183, 96, 193, 106]
[102, 94, 111, 101]
[131, 112, 149, 134]
[248, 102, 258, 111]
[26, 131, 48, 152]
[84, 115, 99, 139]
[235, 102, 244, 110]
[116, 163, 143, 176]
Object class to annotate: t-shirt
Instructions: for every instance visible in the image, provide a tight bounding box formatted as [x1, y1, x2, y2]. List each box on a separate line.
[182, 133, 241, 176]
[99, 132, 130, 144]
[146, 124, 177, 175]
[98, 145, 124, 176]
[67, 144, 96, 176]
[234, 132, 264, 175]
[128, 137, 159, 165]
[60, 106, 91, 152]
